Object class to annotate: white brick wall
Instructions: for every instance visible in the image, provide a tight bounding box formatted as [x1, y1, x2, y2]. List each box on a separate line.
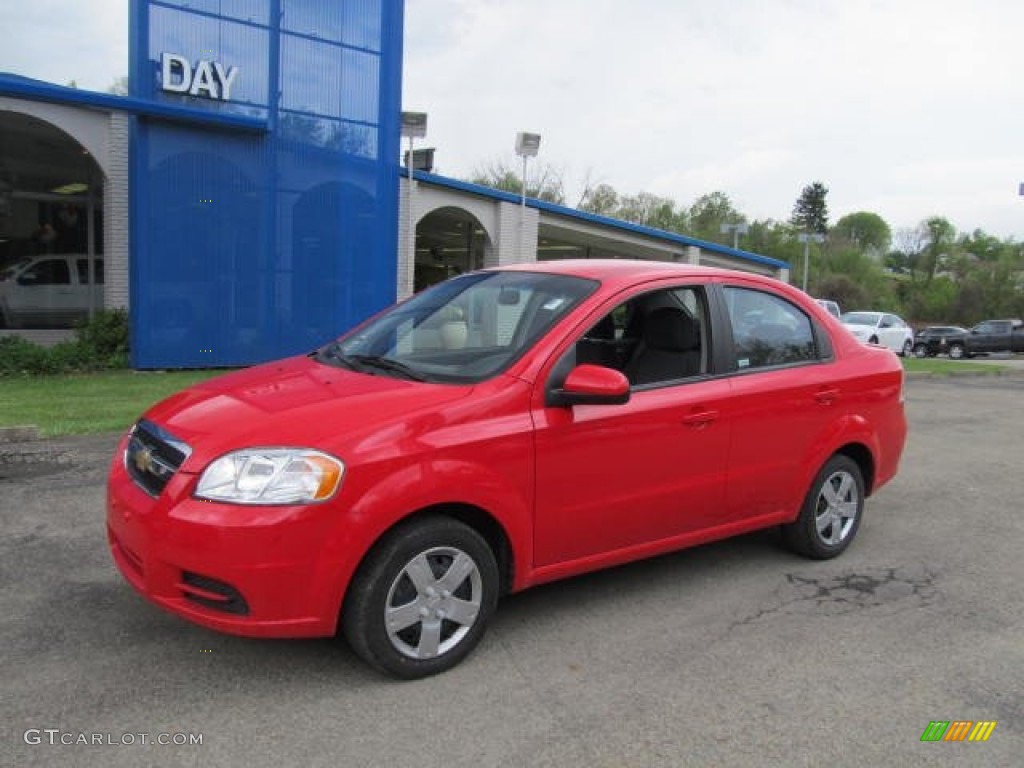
[105, 112, 131, 310]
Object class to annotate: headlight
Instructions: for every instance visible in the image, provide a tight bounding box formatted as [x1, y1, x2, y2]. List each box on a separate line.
[195, 448, 344, 504]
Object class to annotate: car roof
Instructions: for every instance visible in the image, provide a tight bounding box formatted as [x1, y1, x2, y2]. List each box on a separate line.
[487, 258, 779, 288]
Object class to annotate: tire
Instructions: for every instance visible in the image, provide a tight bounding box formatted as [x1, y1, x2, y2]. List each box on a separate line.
[782, 455, 865, 560]
[913, 343, 929, 358]
[900, 340, 913, 357]
[342, 516, 499, 679]
[948, 343, 965, 360]
[868, 335, 879, 345]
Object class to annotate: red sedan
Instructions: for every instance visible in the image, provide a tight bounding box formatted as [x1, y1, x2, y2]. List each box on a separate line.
[107, 260, 907, 678]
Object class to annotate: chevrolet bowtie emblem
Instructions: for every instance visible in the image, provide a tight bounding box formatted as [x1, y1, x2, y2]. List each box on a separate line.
[133, 446, 156, 475]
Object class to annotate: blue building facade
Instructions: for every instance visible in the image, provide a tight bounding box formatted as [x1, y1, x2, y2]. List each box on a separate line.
[130, 0, 403, 367]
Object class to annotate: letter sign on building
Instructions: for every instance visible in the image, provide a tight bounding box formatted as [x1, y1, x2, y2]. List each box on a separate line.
[160, 53, 239, 101]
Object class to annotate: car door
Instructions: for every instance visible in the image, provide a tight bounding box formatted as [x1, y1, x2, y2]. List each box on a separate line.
[75, 257, 104, 317]
[7, 257, 73, 324]
[875, 314, 898, 352]
[531, 283, 731, 568]
[719, 283, 837, 523]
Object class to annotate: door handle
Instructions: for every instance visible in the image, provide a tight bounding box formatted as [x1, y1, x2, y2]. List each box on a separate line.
[814, 388, 840, 405]
[682, 409, 719, 428]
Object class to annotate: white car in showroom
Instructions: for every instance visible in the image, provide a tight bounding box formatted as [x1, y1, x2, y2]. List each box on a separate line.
[840, 311, 914, 356]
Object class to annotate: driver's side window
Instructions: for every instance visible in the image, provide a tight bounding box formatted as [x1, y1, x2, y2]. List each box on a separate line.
[574, 287, 708, 387]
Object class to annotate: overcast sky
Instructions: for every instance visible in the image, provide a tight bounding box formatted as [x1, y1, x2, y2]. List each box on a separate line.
[3, 1, 1023, 240]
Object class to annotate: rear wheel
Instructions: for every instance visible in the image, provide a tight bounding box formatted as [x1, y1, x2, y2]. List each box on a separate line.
[948, 343, 965, 360]
[342, 516, 499, 679]
[782, 455, 865, 560]
[900, 340, 913, 357]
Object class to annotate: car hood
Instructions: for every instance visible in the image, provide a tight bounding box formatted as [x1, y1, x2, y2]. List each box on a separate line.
[141, 355, 475, 471]
[842, 323, 876, 337]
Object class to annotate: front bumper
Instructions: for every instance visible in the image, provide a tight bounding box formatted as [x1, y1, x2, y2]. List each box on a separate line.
[106, 437, 348, 638]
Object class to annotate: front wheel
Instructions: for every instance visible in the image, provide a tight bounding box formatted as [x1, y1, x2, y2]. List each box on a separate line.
[342, 516, 499, 679]
[782, 455, 865, 560]
[948, 343, 965, 360]
[913, 343, 929, 358]
[900, 340, 914, 357]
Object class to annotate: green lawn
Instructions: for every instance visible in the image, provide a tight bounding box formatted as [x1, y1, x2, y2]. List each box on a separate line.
[901, 357, 1008, 375]
[0, 358, 1013, 439]
[0, 370, 224, 437]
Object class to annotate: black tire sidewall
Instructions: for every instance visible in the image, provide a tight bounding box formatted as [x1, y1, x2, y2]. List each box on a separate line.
[785, 455, 865, 560]
[342, 516, 499, 679]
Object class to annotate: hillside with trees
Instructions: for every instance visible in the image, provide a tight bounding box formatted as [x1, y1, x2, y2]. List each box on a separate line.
[468, 164, 1024, 325]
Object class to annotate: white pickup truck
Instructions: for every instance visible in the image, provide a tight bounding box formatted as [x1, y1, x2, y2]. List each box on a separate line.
[0, 254, 103, 327]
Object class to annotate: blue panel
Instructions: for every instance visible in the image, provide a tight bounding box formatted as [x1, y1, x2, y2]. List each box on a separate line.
[149, 5, 271, 115]
[282, 0, 383, 50]
[155, 0, 269, 25]
[131, 0, 403, 369]
[280, 37, 380, 123]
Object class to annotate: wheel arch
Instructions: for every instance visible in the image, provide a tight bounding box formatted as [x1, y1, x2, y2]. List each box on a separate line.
[833, 442, 876, 496]
[335, 501, 516, 635]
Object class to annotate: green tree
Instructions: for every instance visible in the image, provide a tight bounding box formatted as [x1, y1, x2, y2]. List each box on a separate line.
[791, 182, 829, 235]
[616, 192, 685, 231]
[578, 183, 620, 217]
[832, 212, 891, 254]
[468, 160, 565, 204]
[688, 191, 744, 243]
[919, 216, 957, 284]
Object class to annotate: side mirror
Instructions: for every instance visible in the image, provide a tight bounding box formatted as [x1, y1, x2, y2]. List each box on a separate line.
[547, 364, 630, 407]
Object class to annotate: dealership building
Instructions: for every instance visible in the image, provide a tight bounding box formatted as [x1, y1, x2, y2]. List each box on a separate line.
[0, 0, 788, 369]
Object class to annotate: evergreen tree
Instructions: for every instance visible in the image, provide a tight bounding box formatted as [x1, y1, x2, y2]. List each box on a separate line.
[791, 182, 830, 234]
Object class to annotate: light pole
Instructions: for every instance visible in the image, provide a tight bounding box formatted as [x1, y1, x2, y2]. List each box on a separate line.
[719, 222, 749, 250]
[798, 232, 825, 293]
[515, 132, 541, 259]
[400, 112, 427, 289]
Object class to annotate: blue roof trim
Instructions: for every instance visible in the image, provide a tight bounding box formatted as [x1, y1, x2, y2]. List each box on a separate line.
[0, 73, 267, 133]
[407, 169, 789, 270]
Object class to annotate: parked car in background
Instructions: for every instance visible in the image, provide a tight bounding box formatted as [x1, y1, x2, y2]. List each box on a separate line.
[0, 253, 103, 328]
[840, 311, 915, 356]
[913, 325, 969, 358]
[107, 260, 908, 678]
[813, 298, 841, 318]
[963, 318, 1024, 357]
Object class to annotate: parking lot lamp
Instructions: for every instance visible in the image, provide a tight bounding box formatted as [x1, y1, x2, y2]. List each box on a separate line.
[798, 232, 825, 293]
[515, 132, 541, 258]
[401, 112, 428, 287]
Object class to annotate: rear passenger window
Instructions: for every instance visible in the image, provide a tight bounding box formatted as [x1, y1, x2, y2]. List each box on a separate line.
[724, 287, 817, 370]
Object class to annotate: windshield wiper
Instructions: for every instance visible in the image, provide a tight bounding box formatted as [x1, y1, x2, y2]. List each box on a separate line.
[316, 343, 366, 372]
[348, 355, 428, 381]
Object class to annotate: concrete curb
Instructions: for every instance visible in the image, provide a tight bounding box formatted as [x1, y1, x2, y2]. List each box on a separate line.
[0, 425, 40, 443]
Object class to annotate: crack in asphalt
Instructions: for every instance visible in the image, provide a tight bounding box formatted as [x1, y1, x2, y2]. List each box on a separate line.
[730, 565, 940, 629]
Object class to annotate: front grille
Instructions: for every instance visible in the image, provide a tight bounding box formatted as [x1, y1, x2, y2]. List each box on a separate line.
[125, 420, 190, 497]
[178, 571, 250, 615]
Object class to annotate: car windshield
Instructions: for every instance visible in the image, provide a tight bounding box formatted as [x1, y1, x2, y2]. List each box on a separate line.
[841, 312, 880, 326]
[317, 270, 597, 384]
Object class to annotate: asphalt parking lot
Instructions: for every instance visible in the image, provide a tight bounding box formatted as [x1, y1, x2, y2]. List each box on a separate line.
[2, 374, 1022, 767]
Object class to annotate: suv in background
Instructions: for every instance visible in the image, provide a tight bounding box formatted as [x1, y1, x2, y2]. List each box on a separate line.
[913, 326, 968, 358]
[0, 254, 103, 328]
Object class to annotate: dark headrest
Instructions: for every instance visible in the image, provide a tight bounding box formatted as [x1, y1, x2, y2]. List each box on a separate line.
[645, 307, 699, 351]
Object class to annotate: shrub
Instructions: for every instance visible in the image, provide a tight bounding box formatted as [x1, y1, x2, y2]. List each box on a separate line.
[75, 309, 130, 368]
[0, 310, 130, 376]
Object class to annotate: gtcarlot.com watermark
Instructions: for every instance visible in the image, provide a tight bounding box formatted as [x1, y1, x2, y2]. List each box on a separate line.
[24, 729, 203, 747]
